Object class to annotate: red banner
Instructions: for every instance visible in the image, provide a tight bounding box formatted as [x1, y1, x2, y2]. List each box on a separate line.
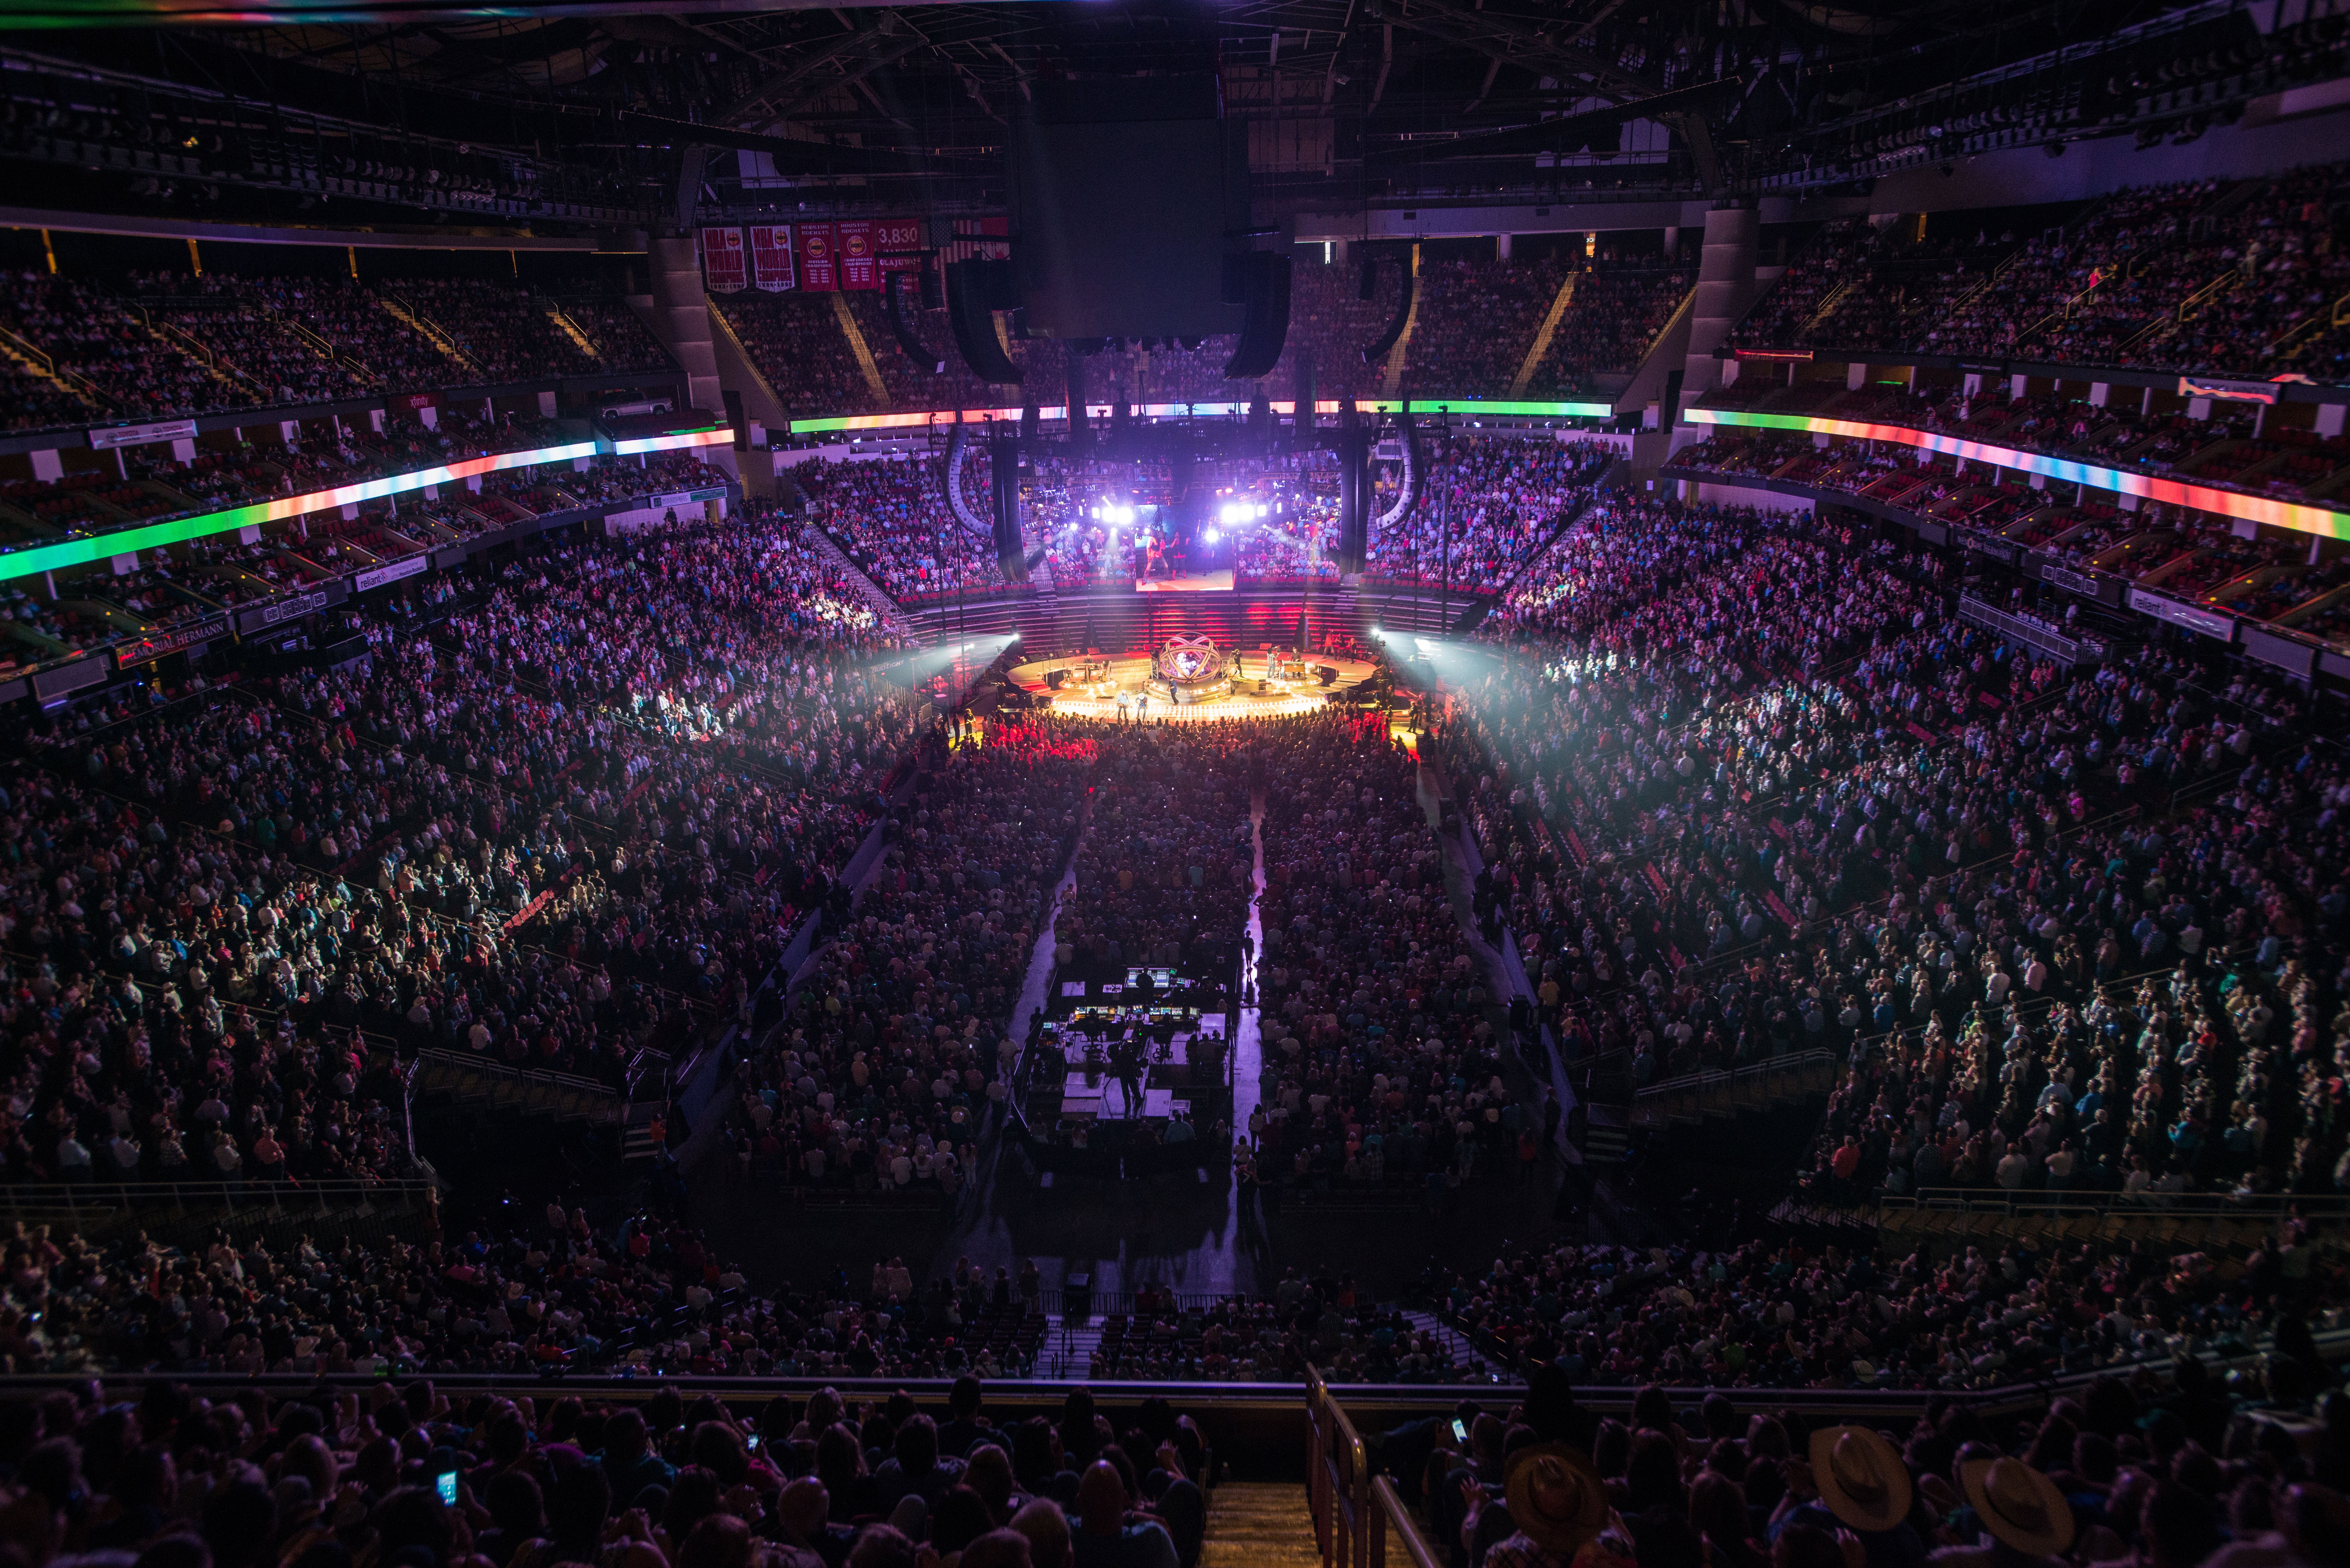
[875, 218, 924, 272]
[838, 220, 880, 290]
[698, 227, 747, 293]
[748, 225, 796, 292]
[799, 222, 839, 291]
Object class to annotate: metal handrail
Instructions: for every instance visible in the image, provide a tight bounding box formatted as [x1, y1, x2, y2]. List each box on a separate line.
[417, 1045, 616, 1097]
[1886, 1187, 2350, 1220]
[1636, 1046, 1836, 1103]
[1305, 1366, 1372, 1568]
[0, 1178, 437, 1217]
[1371, 1476, 1444, 1568]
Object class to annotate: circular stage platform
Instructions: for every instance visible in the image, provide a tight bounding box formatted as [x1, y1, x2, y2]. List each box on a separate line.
[1008, 645, 1380, 723]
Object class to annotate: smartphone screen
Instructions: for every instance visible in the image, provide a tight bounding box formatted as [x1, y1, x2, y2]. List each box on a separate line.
[746, 1432, 762, 1452]
[436, 1472, 458, 1507]
[1451, 1419, 1468, 1444]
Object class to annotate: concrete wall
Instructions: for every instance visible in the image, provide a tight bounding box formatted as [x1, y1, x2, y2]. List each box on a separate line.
[1676, 205, 1761, 417]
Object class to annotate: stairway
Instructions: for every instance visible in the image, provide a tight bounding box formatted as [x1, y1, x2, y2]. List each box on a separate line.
[378, 294, 480, 378]
[1581, 1103, 1632, 1165]
[544, 303, 601, 360]
[1201, 1483, 1321, 1568]
[832, 291, 891, 406]
[0, 325, 102, 415]
[621, 1102, 664, 1162]
[802, 524, 916, 637]
[1020, 569, 1063, 653]
[1510, 272, 1579, 396]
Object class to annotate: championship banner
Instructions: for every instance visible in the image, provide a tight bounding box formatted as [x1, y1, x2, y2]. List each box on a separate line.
[799, 223, 839, 291]
[748, 225, 796, 292]
[838, 220, 880, 290]
[699, 227, 747, 293]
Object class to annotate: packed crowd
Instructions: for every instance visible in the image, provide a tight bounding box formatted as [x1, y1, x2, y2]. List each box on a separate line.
[717, 294, 890, 416]
[1449, 492, 2350, 1214]
[1243, 711, 1543, 1199]
[1365, 437, 1618, 592]
[1726, 218, 2033, 357]
[1403, 257, 1572, 398]
[720, 714, 1092, 1200]
[0, 268, 675, 431]
[1730, 160, 2350, 382]
[791, 454, 1004, 603]
[3, 509, 922, 1204]
[0, 1368, 1226, 1568]
[1664, 416, 2349, 655]
[1059, 726, 1255, 983]
[1430, 1222, 2335, 1389]
[1527, 266, 1693, 395]
[1405, 1351, 2350, 1568]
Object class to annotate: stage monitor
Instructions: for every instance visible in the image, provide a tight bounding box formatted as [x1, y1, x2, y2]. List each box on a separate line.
[1126, 967, 1177, 989]
[1008, 76, 1248, 342]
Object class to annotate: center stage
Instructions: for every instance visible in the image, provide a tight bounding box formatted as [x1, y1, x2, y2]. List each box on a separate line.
[1007, 647, 1381, 722]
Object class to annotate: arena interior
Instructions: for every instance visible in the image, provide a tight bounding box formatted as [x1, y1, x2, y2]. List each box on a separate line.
[4, 0, 2350, 1564]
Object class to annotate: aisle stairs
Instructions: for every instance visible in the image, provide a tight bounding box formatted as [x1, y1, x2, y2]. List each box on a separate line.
[801, 524, 915, 637]
[1510, 271, 1580, 396]
[378, 293, 480, 377]
[1201, 1484, 1321, 1568]
[832, 291, 891, 405]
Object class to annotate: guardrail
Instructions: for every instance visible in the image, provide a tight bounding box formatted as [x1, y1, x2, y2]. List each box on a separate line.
[1631, 1047, 1837, 1123]
[417, 1046, 625, 1103]
[0, 1178, 438, 1224]
[1308, 1367, 1443, 1568]
[1956, 594, 2104, 665]
[1884, 1187, 2350, 1221]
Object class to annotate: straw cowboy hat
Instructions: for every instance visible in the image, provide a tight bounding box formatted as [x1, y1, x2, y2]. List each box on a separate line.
[1960, 1457, 2075, 1557]
[1505, 1443, 1611, 1555]
[1809, 1426, 1914, 1534]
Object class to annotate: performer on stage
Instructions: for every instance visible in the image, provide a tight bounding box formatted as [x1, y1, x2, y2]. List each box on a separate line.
[1110, 1034, 1145, 1117]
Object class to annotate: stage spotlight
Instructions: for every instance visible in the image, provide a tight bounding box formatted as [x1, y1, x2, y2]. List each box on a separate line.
[1204, 528, 1222, 545]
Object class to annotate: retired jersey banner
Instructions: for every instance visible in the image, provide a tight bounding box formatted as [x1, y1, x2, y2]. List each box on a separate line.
[748, 225, 796, 292]
[838, 220, 880, 290]
[875, 218, 925, 274]
[799, 223, 839, 291]
[699, 227, 747, 293]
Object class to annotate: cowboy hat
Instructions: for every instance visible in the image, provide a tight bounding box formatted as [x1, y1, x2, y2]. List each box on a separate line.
[1809, 1425, 1914, 1534]
[1504, 1443, 1611, 1555]
[1960, 1457, 2075, 1557]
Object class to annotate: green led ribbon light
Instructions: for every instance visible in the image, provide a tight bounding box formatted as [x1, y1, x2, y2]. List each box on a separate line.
[0, 427, 731, 587]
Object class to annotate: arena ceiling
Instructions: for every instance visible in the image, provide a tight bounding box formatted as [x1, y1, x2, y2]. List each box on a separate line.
[0, 1, 2328, 229]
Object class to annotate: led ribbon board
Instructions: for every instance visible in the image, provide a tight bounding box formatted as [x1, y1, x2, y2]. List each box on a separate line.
[1684, 408, 2350, 543]
[787, 397, 1613, 434]
[0, 427, 731, 587]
